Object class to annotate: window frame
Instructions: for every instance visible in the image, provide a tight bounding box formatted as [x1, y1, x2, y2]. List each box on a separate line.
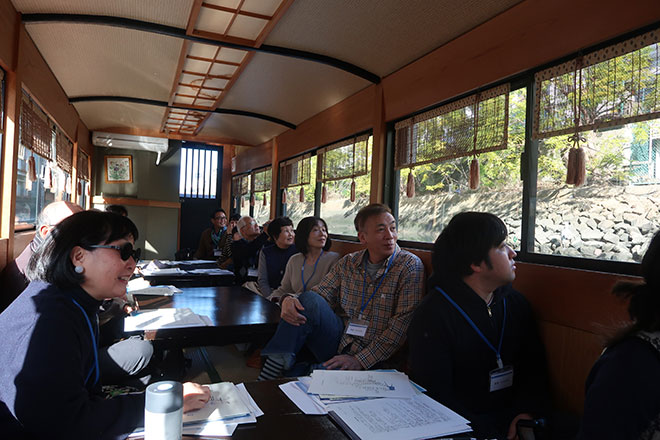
[178, 143, 221, 200]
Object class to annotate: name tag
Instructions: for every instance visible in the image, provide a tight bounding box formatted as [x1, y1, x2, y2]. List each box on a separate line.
[345, 318, 369, 337]
[489, 365, 514, 392]
[213, 249, 222, 257]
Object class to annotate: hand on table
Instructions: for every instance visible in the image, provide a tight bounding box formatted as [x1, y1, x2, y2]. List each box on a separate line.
[281, 296, 306, 326]
[323, 355, 362, 370]
[182, 382, 211, 413]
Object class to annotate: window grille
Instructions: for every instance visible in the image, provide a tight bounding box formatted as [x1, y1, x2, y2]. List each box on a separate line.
[317, 134, 371, 183]
[179, 146, 219, 198]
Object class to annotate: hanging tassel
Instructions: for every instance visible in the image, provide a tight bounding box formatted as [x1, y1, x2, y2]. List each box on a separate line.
[86, 183, 91, 196]
[65, 175, 72, 194]
[469, 157, 480, 190]
[77, 181, 82, 196]
[233, 197, 237, 209]
[299, 187, 304, 203]
[241, 197, 245, 208]
[282, 189, 287, 205]
[27, 155, 37, 182]
[566, 147, 577, 185]
[25, 178, 33, 191]
[350, 179, 356, 202]
[321, 184, 327, 204]
[574, 147, 586, 186]
[406, 169, 415, 198]
[263, 193, 267, 207]
[43, 164, 52, 189]
[250, 193, 255, 206]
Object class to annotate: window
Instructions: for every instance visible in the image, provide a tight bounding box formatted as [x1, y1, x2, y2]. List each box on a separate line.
[251, 166, 271, 224]
[231, 173, 250, 216]
[532, 28, 660, 263]
[394, 85, 524, 247]
[280, 153, 316, 227]
[16, 92, 71, 229]
[77, 149, 90, 208]
[318, 134, 372, 236]
[179, 146, 219, 198]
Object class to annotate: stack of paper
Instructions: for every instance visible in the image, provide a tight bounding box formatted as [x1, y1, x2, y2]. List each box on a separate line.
[280, 370, 471, 440]
[124, 307, 211, 331]
[186, 268, 234, 275]
[129, 382, 263, 438]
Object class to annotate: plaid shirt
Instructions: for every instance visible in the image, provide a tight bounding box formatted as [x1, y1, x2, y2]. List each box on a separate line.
[316, 245, 424, 369]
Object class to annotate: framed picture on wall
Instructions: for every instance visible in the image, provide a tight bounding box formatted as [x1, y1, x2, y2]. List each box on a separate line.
[105, 155, 133, 183]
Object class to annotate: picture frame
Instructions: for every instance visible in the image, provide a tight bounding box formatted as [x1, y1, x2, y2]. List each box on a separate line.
[105, 155, 133, 183]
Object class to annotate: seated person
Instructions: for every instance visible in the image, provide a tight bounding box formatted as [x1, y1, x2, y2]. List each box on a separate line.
[232, 216, 270, 284]
[578, 230, 660, 440]
[194, 208, 229, 260]
[256, 217, 298, 298]
[105, 204, 128, 217]
[218, 213, 241, 269]
[0, 201, 152, 387]
[258, 204, 423, 380]
[0, 210, 210, 439]
[408, 212, 549, 439]
[267, 216, 340, 302]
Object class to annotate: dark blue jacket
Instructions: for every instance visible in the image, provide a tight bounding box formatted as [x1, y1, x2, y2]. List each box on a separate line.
[261, 243, 298, 290]
[0, 281, 144, 439]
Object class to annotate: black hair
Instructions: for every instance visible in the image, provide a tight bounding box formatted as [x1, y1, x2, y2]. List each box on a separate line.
[210, 208, 226, 219]
[25, 210, 139, 288]
[229, 213, 240, 222]
[106, 204, 128, 217]
[432, 212, 507, 281]
[353, 203, 392, 232]
[267, 217, 294, 240]
[295, 216, 332, 255]
[608, 230, 660, 347]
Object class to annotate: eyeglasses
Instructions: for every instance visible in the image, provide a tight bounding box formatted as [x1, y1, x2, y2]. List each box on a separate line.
[90, 243, 141, 261]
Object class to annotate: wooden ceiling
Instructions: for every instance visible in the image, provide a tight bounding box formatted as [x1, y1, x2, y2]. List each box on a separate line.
[12, 0, 523, 147]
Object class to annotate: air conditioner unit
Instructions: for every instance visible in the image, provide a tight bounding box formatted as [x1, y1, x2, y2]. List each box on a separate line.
[92, 132, 169, 153]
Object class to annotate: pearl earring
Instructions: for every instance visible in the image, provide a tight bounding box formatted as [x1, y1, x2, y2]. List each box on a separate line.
[74, 265, 84, 274]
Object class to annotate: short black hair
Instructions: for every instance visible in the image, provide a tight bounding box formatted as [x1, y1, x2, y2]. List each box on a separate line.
[267, 217, 294, 240]
[106, 204, 128, 216]
[432, 212, 507, 280]
[210, 208, 226, 219]
[354, 203, 392, 232]
[295, 216, 332, 254]
[230, 213, 240, 222]
[25, 210, 139, 288]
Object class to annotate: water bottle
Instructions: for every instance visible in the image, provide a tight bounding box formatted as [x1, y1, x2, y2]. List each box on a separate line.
[145, 381, 183, 440]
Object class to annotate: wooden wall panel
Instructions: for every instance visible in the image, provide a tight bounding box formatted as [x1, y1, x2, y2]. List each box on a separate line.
[382, 0, 660, 121]
[12, 231, 34, 259]
[18, 27, 79, 140]
[0, 0, 17, 70]
[76, 121, 92, 156]
[234, 142, 272, 174]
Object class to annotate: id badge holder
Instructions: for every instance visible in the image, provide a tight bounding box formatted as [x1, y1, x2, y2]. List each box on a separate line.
[489, 365, 514, 392]
[345, 318, 369, 337]
[213, 249, 222, 257]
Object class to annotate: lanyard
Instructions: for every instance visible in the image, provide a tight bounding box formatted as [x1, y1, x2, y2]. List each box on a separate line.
[360, 251, 397, 318]
[70, 298, 100, 387]
[301, 250, 323, 292]
[434, 286, 507, 369]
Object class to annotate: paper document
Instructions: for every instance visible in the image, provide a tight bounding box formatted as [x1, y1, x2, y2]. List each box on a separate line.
[178, 259, 217, 264]
[279, 381, 327, 415]
[124, 308, 209, 331]
[247, 268, 258, 277]
[308, 370, 416, 399]
[329, 393, 471, 440]
[183, 382, 251, 424]
[141, 267, 185, 276]
[187, 268, 234, 275]
[128, 286, 182, 296]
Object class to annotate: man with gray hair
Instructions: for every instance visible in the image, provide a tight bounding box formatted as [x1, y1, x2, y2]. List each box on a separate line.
[232, 215, 269, 284]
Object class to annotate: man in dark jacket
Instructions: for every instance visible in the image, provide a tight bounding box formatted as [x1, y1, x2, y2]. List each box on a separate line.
[408, 212, 549, 439]
[232, 215, 269, 284]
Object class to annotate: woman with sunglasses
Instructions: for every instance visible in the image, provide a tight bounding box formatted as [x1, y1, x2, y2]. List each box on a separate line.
[266, 216, 340, 303]
[0, 211, 210, 439]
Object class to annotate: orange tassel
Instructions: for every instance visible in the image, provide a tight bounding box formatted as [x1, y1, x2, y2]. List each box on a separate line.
[321, 185, 327, 204]
[406, 170, 415, 198]
[241, 197, 245, 208]
[574, 147, 586, 186]
[77, 181, 82, 196]
[299, 187, 304, 203]
[86, 183, 90, 196]
[566, 148, 577, 185]
[27, 156, 37, 182]
[469, 157, 480, 190]
[250, 193, 255, 206]
[350, 179, 356, 202]
[282, 189, 287, 205]
[263, 193, 267, 207]
[233, 197, 237, 209]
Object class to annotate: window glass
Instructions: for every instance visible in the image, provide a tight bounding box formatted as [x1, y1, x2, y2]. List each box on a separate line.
[320, 139, 372, 236]
[397, 88, 526, 246]
[535, 119, 660, 262]
[285, 155, 317, 228]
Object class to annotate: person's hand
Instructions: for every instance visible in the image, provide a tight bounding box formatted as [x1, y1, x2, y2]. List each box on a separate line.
[323, 355, 362, 370]
[507, 413, 534, 440]
[182, 382, 211, 413]
[281, 296, 306, 326]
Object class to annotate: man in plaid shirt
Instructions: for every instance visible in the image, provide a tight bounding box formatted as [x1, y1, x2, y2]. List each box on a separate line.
[258, 204, 424, 379]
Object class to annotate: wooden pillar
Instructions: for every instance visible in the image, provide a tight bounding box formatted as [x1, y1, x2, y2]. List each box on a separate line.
[221, 144, 233, 214]
[370, 83, 386, 204]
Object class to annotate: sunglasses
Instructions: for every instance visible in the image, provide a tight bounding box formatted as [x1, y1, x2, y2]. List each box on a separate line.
[90, 243, 141, 261]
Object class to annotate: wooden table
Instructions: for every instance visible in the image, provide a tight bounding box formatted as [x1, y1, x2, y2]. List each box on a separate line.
[133, 285, 281, 348]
